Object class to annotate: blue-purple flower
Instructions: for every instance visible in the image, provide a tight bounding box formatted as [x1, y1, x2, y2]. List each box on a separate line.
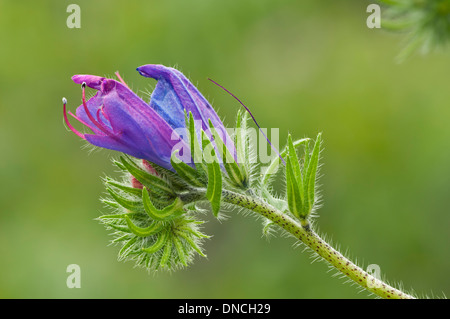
[63, 64, 234, 170]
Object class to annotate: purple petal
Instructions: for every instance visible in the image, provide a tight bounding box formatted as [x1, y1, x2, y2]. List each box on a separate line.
[136, 64, 236, 161]
[70, 74, 190, 170]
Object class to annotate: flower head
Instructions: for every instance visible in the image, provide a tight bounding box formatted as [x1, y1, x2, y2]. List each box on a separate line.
[63, 65, 235, 170]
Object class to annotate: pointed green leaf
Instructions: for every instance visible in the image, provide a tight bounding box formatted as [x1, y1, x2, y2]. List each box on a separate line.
[172, 236, 188, 266]
[178, 226, 210, 239]
[175, 230, 206, 257]
[142, 187, 185, 221]
[305, 132, 322, 212]
[261, 138, 310, 186]
[106, 223, 132, 233]
[113, 160, 127, 171]
[145, 160, 189, 191]
[106, 179, 143, 196]
[286, 154, 303, 219]
[201, 131, 223, 217]
[302, 139, 311, 215]
[187, 112, 206, 173]
[209, 119, 245, 188]
[106, 187, 143, 211]
[120, 156, 173, 195]
[119, 236, 137, 257]
[98, 212, 135, 219]
[112, 234, 130, 244]
[142, 231, 169, 254]
[101, 199, 121, 209]
[303, 138, 310, 172]
[124, 216, 164, 237]
[235, 109, 248, 166]
[159, 234, 173, 267]
[170, 149, 205, 187]
[288, 134, 302, 183]
[206, 161, 222, 217]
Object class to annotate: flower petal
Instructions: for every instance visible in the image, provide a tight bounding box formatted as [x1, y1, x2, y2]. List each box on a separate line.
[71, 74, 190, 170]
[137, 64, 236, 162]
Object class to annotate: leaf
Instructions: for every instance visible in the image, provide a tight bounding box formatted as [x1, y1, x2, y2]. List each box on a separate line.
[106, 187, 143, 211]
[203, 132, 222, 217]
[170, 149, 205, 187]
[120, 156, 173, 195]
[142, 231, 169, 254]
[287, 134, 302, 182]
[187, 111, 206, 175]
[285, 154, 303, 219]
[124, 216, 164, 237]
[261, 138, 310, 187]
[175, 230, 206, 257]
[159, 235, 173, 267]
[235, 109, 249, 168]
[142, 187, 185, 221]
[305, 132, 322, 211]
[209, 119, 245, 188]
[98, 212, 135, 219]
[172, 236, 188, 266]
[106, 178, 143, 196]
[119, 237, 137, 257]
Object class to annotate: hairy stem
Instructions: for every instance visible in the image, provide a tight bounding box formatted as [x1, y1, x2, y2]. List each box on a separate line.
[221, 189, 415, 299]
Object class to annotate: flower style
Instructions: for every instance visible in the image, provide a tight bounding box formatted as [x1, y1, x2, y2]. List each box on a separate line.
[63, 64, 234, 170]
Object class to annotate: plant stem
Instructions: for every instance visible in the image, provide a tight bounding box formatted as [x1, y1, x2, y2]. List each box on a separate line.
[221, 189, 415, 299]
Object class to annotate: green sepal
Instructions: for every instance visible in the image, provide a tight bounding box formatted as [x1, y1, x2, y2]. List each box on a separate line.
[172, 235, 188, 266]
[186, 111, 207, 176]
[98, 212, 135, 219]
[284, 133, 322, 219]
[119, 236, 137, 257]
[142, 187, 185, 221]
[285, 154, 303, 219]
[235, 109, 249, 178]
[124, 216, 164, 237]
[142, 231, 169, 254]
[101, 199, 121, 209]
[159, 234, 173, 267]
[170, 149, 206, 187]
[142, 160, 189, 192]
[287, 135, 303, 185]
[202, 131, 222, 217]
[119, 156, 173, 195]
[178, 225, 210, 239]
[208, 119, 247, 189]
[106, 223, 132, 233]
[305, 132, 322, 212]
[175, 230, 206, 257]
[261, 137, 310, 187]
[105, 178, 143, 197]
[106, 187, 143, 211]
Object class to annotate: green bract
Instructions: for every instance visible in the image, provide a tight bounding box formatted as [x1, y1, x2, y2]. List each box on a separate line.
[285, 133, 322, 220]
[97, 108, 323, 273]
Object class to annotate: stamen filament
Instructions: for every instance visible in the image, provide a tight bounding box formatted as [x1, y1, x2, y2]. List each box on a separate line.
[63, 97, 85, 139]
[81, 82, 112, 135]
[208, 78, 285, 165]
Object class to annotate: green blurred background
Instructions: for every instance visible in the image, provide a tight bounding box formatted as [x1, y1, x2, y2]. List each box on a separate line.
[0, 0, 449, 299]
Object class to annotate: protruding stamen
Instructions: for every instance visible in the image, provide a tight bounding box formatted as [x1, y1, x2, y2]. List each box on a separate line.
[100, 104, 109, 122]
[208, 78, 285, 165]
[63, 97, 85, 139]
[81, 82, 111, 135]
